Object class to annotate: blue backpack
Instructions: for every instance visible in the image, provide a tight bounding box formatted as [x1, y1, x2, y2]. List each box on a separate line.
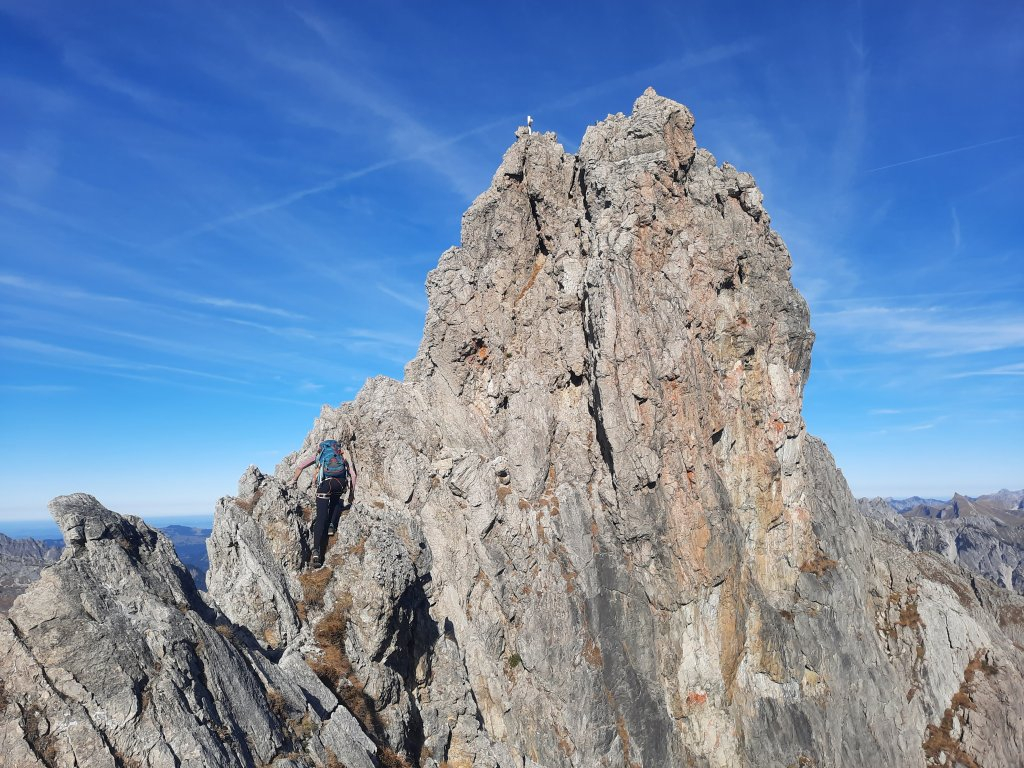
[316, 440, 350, 487]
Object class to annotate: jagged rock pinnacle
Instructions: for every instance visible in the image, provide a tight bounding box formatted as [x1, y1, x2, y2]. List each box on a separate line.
[3, 91, 1024, 768]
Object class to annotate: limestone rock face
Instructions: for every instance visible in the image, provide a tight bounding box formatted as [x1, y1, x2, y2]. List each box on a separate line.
[0, 494, 376, 768]
[2, 89, 1024, 767]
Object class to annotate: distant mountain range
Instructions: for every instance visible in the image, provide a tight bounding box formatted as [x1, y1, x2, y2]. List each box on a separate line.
[0, 533, 62, 613]
[859, 488, 1024, 594]
[0, 524, 212, 613]
[157, 524, 212, 588]
[884, 489, 1024, 518]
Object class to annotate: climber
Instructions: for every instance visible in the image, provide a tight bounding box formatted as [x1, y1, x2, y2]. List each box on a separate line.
[527, 115, 533, 134]
[291, 440, 356, 568]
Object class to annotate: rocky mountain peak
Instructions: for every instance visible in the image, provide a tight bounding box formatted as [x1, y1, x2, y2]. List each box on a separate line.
[3, 91, 1024, 768]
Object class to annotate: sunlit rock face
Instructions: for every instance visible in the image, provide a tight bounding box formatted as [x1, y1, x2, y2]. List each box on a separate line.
[3, 90, 1023, 768]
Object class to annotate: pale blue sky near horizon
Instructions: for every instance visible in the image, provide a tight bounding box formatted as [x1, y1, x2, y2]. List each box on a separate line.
[1, 1, 1021, 525]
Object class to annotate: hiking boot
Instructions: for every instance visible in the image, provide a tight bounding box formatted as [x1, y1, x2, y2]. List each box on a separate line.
[310, 554, 322, 569]
[327, 525, 337, 536]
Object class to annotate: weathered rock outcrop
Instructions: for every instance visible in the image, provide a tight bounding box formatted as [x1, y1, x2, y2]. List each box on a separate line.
[860, 494, 1024, 595]
[3, 89, 1024, 767]
[0, 494, 376, 768]
[0, 526, 212, 614]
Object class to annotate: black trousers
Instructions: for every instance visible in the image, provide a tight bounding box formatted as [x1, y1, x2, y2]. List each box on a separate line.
[313, 477, 347, 560]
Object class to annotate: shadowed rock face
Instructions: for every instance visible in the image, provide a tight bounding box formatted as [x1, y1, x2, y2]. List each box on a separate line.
[2, 90, 1024, 768]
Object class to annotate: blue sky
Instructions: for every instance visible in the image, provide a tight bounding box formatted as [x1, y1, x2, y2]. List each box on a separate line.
[1, 1, 1021, 524]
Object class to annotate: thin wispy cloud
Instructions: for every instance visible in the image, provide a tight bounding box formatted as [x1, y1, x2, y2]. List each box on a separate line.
[0, 336, 249, 385]
[344, 328, 421, 349]
[946, 363, 1024, 379]
[816, 305, 1024, 356]
[221, 317, 317, 340]
[0, 192, 140, 249]
[180, 294, 307, 320]
[249, 27, 497, 199]
[547, 40, 760, 117]
[376, 282, 427, 312]
[290, 8, 341, 47]
[154, 157, 397, 246]
[157, 45, 759, 253]
[0, 384, 76, 394]
[0, 272, 136, 305]
[831, 27, 869, 194]
[60, 47, 172, 115]
[153, 113, 509, 247]
[870, 418, 944, 437]
[0, 131, 61, 196]
[812, 287, 1022, 307]
[865, 134, 1023, 173]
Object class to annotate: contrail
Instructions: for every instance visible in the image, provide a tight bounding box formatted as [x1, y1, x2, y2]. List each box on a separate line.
[865, 134, 1022, 173]
[155, 117, 511, 248]
[156, 41, 757, 248]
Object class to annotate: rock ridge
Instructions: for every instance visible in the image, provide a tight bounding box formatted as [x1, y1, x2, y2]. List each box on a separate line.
[2, 89, 1024, 768]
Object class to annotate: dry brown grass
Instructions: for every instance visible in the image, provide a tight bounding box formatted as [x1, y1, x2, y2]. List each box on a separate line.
[288, 711, 315, 741]
[262, 625, 281, 648]
[235, 489, 263, 512]
[305, 595, 413, 766]
[308, 598, 354, 689]
[338, 682, 377, 735]
[298, 567, 333, 612]
[378, 746, 413, 768]
[113, 753, 143, 768]
[22, 707, 58, 767]
[266, 687, 287, 721]
[922, 649, 997, 767]
[898, 601, 924, 630]
[798, 551, 838, 576]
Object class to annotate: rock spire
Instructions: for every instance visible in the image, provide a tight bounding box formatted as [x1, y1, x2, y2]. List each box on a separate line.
[3, 89, 1023, 768]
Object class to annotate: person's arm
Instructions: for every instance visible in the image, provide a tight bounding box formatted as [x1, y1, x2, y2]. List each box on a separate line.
[291, 455, 315, 484]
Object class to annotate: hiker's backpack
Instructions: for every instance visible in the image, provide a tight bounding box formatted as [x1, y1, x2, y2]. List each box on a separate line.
[316, 440, 350, 487]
